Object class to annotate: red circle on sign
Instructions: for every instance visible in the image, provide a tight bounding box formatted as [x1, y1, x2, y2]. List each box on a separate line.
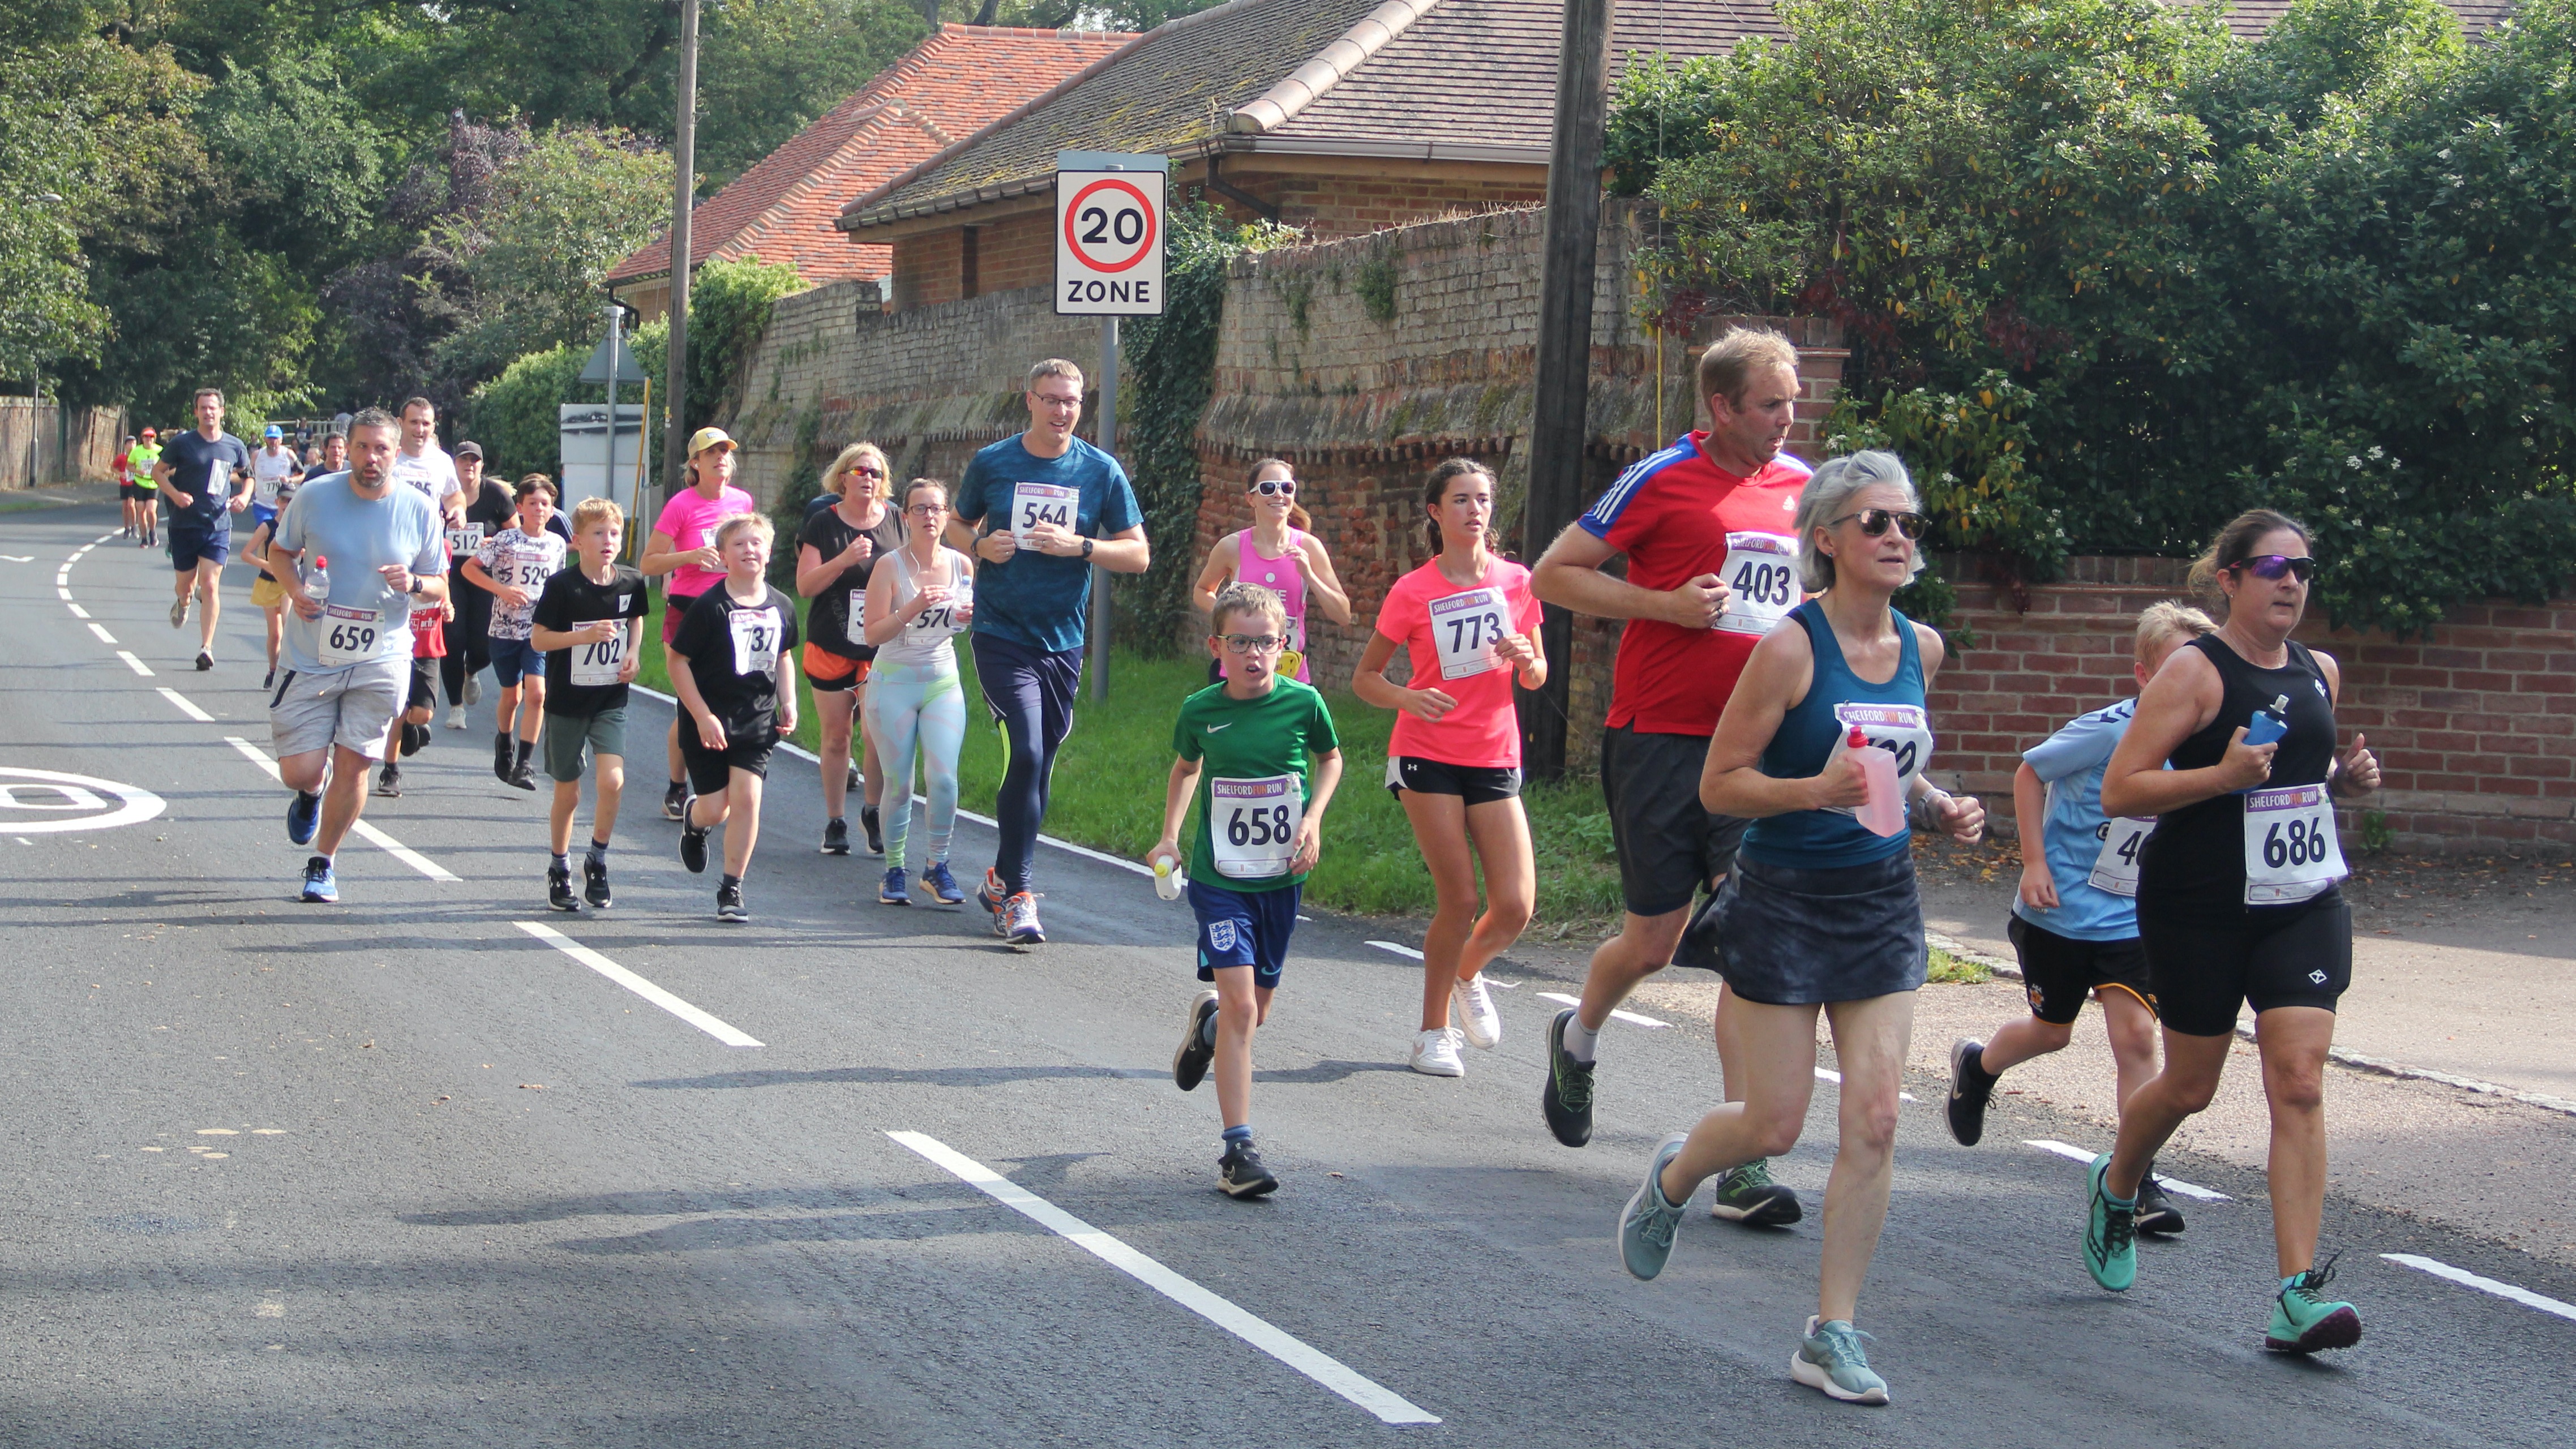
[1063, 178, 1159, 275]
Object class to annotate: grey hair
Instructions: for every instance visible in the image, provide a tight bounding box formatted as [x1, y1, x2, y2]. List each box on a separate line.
[1795, 450, 1925, 592]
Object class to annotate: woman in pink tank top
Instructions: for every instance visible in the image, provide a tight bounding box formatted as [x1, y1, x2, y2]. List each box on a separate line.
[1190, 458, 1352, 683]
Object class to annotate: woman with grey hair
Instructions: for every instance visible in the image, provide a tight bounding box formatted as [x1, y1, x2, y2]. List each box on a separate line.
[1613, 449, 1985, 1406]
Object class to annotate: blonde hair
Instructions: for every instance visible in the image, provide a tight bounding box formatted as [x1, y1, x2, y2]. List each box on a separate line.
[824, 441, 889, 499]
[1210, 582, 1287, 636]
[571, 496, 624, 535]
[1697, 327, 1801, 409]
[1027, 358, 1085, 391]
[713, 512, 773, 551]
[2134, 601, 2217, 660]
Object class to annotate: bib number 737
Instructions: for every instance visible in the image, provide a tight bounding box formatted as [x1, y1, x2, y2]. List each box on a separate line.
[1210, 774, 1301, 880]
[2241, 783, 2347, 905]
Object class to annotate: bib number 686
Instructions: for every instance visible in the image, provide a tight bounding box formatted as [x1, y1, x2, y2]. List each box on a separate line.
[2262, 814, 2326, 869]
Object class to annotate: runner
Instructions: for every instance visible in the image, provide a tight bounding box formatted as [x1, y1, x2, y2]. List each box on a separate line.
[461, 475, 568, 791]
[1353, 458, 1543, 1077]
[1155, 582, 1343, 1198]
[439, 441, 507, 729]
[126, 427, 161, 547]
[1189, 457, 1351, 684]
[529, 497, 650, 912]
[1944, 602, 2217, 1240]
[155, 388, 255, 672]
[946, 358, 1150, 946]
[1616, 451, 1982, 1406]
[860, 478, 976, 906]
[375, 564, 448, 799]
[250, 424, 299, 530]
[262, 408, 448, 903]
[390, 397, 467, 527]
[795, 442, 904, 856]
[668, 513, 799, 922]
[641, 428, 755, 822]
[114, 434, 139, 539]
[242, 473, 299, 690]
[301, 431, 345, 485]
[1527, 327, 1813, 1229]
[2082, 509, 2380, 1354]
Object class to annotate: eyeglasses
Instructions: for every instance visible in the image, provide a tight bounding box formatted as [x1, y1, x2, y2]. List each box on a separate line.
[1827, 509, 1929, 541]
[1218, 633, 1285, 654]
[2233, 554, 2317, 583]
[1250, 479, 1295, 497]
[1031, 392, 1082, 410]
[905, 502, 947, 517]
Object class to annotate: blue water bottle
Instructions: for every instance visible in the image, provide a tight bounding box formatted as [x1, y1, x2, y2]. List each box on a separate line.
[2244, 693, 2290, 748]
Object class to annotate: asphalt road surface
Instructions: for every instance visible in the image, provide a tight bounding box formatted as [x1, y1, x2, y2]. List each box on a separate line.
[6, 500, 2572, 1447]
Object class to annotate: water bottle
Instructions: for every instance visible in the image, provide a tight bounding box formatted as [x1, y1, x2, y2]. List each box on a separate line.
[1153, 852, 1185, 900]
[1829, 725, 1907, 837]
[304, 555, 328, 601]
[2244, 693, 2291, 748]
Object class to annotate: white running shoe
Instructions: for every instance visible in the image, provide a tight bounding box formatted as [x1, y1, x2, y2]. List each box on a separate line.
[1452, 974, 1502, 1049]
[1408, 1027, 1465, 1078]
[444, 704, 467, 731]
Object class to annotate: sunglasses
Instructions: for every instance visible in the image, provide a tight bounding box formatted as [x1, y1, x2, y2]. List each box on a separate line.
[846, 465, 885, 478]
[1218, 633, 1285, 654]
[1827, 509, 1930, 541]
[2233, 554, 2317, 583]
[1250, 479, 1295, 497]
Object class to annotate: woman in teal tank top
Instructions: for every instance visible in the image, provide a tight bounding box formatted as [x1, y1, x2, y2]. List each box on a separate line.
[1613, 451, 1986, 1407]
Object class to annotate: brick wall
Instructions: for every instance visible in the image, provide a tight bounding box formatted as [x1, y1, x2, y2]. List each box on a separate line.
[1210, 171, 1548, 242]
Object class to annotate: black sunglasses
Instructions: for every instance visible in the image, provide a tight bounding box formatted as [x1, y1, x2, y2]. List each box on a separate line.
[1827, 508, 1929, 541]
[2233, 554, 2317, 583]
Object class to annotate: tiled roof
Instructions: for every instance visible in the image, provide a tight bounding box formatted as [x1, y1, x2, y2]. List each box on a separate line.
[2214, 0, 2513, 36]
[610, 24, 1134, 285]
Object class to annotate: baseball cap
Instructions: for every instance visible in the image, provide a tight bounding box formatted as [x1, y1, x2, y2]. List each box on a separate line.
[140, 427, 157, 439]
[264, 424, 283, 438]
[455, 440, 483, 460]
[688, 427, 737, 456]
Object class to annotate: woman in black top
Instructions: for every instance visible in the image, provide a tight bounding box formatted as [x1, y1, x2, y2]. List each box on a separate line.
[2090, 509, 2381, 1353]
[794, 442, 905, 856]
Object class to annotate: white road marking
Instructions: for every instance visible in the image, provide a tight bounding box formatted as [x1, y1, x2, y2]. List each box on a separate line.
[115, 651, 153, 676]
[1533, 991, 1666, 1029]
[2022, 1139, 2231, 1202]
[2382, 1253, 2576, 1324]
[888, 1130, 1439, 1426]
[66, 603, 88, 619]
[1, 554, 34, 562]
[1366, 940, 1423, 959]
[156, 688, 214, 722]
[57, 587, 74, 601]
[221, 736, 458, 882]
[1811, 1066, 1917, 1103]
[513, 921, 762, 1048]
[88, 623, 118, 644]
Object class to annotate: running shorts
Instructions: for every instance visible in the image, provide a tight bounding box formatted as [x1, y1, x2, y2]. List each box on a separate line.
[662, 593, 701, 646]
[1680, 852, 1927, 1004]
[488, 636, 544, 687]
[678, 717, 778, 794]
[268, 657, 406, 760]
[1601, 722, 1748, 917]
[2138, 895, 2351, 1038]
[803, 643, 869, 693]
[120, 482, 144, 501]
[1190, 879, 1302, 991]
[2007, 916, 2157, 1025]
[251, 576, 286, 609]
[169, 528, 229, 571]
[408, 658, 439, 713]
[543, 706, 628, 783]
[1385, 754, 1523, 807]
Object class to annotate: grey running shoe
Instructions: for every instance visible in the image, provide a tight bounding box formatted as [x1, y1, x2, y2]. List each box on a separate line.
[1617, 1134, 1691, 1281]
[1218, 1138, 1278, 1199]
[1793, 1316, 1890, 1405]
[821, 816, 850, 855]
[1710, 1159, 1802, 1225]
[2135, 1171, 2186, 1235]
[374, 764, 402, 798]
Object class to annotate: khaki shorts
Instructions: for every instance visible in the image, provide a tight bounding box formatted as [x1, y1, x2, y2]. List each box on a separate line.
[543, 707, 628, 783]
[268, 655, 406, 760]
[251, 576, 285, 608]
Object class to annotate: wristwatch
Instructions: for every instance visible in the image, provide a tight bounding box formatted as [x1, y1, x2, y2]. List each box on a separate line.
[1081, 537, 1095, 560]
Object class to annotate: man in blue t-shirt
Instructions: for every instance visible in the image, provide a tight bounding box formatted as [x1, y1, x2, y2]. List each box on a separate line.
[153, 387, 256, 672]
[945, 357, 1149, 946]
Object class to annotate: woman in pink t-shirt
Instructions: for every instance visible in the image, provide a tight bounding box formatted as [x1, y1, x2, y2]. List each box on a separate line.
[1189, 458, 1352, 683]
[640, 428, 756, 821]
[1354, 458, 1547, 1079]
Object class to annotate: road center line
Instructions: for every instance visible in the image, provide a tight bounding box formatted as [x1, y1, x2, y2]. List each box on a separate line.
[1811, 1065, 1918, 1103]
[156, 688, 214, 722]
[66, 603, 89, 619]
[221, 736, 459, 882]
[2381, 1253, 2576, 1324]
[1535, 990, 1666, 1029]
[57, 586, 74, 601]
[513, 920, 762, 1048]
[1366, 940, 1424, 959]
[115, 651, 154, 676]
[2022, 1139, 2231, 1202]
[887, 1130, 1438, 1426]
[88, 622, 118, 644]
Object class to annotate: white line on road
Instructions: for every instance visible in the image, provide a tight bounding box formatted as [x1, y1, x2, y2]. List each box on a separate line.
[2022, 1139, 2231, 1202]
[156, 688, 213, 722]
[514, 921, 762, 1048]
[1533, 991, 1666, 1029]
[1366, 940, 1423, 959]
[888, 1130, 1439, 1426]
[1811, 1066, 1917, 1103]
[221, 736, 459, 882]
[2381, 1253, 2576, 1324]
[66, 603, 88, 619]
[87, 622, 117, 644]
[0, 554, 32, 562]
[115, 651, 153, 676]
[57, 586, 74, 601]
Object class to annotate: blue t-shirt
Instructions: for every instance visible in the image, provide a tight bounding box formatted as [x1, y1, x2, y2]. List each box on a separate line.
[273, 473, 447, 675]
[2014, 698, 2147, 942]
[158, 430, 254, 531]
[953, 434, 1142, 654]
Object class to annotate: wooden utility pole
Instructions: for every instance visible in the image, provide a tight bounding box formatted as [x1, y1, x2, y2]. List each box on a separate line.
[1519, 0, 1615, 782]
[660, 0, 702, 509]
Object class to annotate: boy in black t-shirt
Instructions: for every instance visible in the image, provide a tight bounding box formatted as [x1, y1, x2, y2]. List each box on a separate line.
[668, 512, 799, 921]
[530, 498, 651, 912]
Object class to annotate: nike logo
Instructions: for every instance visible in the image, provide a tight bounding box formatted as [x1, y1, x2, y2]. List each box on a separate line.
[1205, 722, 1232, 732]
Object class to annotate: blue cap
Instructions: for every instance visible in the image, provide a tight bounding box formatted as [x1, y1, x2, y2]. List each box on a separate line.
[264, 424, 284, 438]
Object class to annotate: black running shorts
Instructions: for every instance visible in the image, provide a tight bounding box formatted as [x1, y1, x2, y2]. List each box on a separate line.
[2138, 895, 2351, 1038]
[1385, 754, 1523, 807]
[1600, 722, 1747, 918]
[2007, 916, 2157, 1026]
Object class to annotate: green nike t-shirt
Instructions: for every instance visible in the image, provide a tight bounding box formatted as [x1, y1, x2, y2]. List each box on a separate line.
[1173, 677, 1339, 893]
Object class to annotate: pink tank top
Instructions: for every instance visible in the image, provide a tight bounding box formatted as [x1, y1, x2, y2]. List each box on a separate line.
[1238, 528, 1311, 681]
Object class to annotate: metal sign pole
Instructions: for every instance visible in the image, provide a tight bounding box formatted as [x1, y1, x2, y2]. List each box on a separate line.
[603, 302, 621, 518]
[1090, 314, 1118, 702]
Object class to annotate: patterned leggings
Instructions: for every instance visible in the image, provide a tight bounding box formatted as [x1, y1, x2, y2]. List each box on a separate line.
[861, 656, 965, 869]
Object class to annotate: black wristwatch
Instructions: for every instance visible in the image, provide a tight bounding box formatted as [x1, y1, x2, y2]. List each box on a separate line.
[1081, 537, 1095, 560]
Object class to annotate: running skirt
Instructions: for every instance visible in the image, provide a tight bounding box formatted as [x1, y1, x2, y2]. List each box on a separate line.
[1678, 851, 1927, 1005]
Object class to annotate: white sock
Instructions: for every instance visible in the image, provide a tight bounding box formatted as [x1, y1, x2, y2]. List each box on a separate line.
[1562, 1014, 1601, 1064]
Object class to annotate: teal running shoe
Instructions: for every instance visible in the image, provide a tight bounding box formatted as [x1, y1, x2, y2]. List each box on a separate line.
[2084, 1153, 2137, 1292]
[1710, 1158, 1802, 1225]
[1618, 1134, 1691, 1281]
[2265, 1255, 2363, 1353]
[1792, 1316, 1890, 1405]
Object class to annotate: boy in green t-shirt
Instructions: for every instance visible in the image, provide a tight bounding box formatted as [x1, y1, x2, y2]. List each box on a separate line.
[1151, 582, 1343, 1199]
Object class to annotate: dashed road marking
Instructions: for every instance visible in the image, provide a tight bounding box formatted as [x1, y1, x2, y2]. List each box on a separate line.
[115, 651, 153, 676]
[1534, 991, 1666, 1029]
[156, 688, 215, 722]
[2382, 1253, 2576, 1324]
[87, 623, 118, 645]
[2022, 1139, 2231, 1202]
[514, 920, 762, 1048]
[1814, 1066, 1917, 1103]
[221, 736, 459, 882]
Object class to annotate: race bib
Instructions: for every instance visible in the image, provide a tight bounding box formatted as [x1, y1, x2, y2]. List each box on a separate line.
[1823, 702, 1934, 817]
[1011, 482, 1079, 544]
[1210, 775, 1301, 880]
[2242, 783, 2346, 906]
[447, 523, 485, 560]
[2088, 816, 2157, 897]
[846, 588, 869, 646]
[571, 630, 626, 688]
[1430, 586, 1510, 680]
[1717, 531, 1799, 636]
[727, 606, 782, 678]
[318, 605, 384, 668]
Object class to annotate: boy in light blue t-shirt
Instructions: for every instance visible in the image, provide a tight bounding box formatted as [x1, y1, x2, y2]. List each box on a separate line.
[1942, 602, 2216, 1235]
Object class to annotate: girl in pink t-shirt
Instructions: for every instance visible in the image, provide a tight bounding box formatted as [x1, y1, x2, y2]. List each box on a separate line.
[1353, 458, 1547, 1078]
[640, 430, 757, 820]
[1189, 458, 1352, 683]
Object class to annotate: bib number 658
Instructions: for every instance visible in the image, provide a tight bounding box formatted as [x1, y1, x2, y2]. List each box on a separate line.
[1227, 804, 1293, 847]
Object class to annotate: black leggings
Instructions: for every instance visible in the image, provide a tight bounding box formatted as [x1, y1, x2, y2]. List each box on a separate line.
[972, 633, 1082, 895]
[441, 590, 492, 704]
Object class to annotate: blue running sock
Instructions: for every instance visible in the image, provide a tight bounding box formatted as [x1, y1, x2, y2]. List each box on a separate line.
[1221, 1124, 1253, 1147]
[1200, 1010, 1220, 1048]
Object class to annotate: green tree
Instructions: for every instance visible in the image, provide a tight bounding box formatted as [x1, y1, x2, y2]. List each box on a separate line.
[697, 0, 930, 188]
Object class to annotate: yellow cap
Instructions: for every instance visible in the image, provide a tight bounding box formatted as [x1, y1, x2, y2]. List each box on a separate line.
[687, 427, 737, 457]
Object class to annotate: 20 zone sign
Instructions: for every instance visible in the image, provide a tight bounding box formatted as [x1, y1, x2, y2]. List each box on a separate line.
[1056, 165, 1165, 316]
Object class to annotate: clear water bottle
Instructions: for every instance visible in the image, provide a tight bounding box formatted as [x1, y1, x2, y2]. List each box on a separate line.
[1153, 852, 1185, 900]
[303, 554, 328, 601]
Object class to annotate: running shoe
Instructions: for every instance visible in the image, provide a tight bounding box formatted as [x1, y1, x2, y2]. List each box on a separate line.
[846, 764, 861, 795]
[662, 781, 687, 821]
[582, 857, 612, 909]
[1793, 1316, 1890, 1405]
[821, 817, 851, 855]
[716, 881, 748, 922]
[299, 855, 338, 903]
[1408, 1026, 1465, 1077]
[285, 789, 321, 847]
[2084, 1154, 2138, 1292]
[374, 765, 402, 798]
[1945, 1038, 1994, 1146]
[2136, 1171, 2187, 1236]
[1542, 1009, 1596, 1147]
[505, 760, 537, 791]
[445, 704, 466, 731]
[492, 732, 513, 783]
[861, 803, 884, 857]
[1710, 1159, 1803, 1225]
[921, 861, 966, 906]
[679, 817, 710, 874]
[1617, 1133, 1691, 1280]
[1172, 990, 1220, 1092]
[2265, 1255, 2362, 1354]
[170, 596, 188, 628]
[195, 651, 213, 672]
[978, 867, 1008, 919]
[547, 861, 579, 912]
[400, 723, 428, 757]
[1000, 891, 1044, 946]
[877, 866, 911, 905]
[1218, 1138, 1279, 1199]
[1452, 974, 1502, 1049]
[464, 674, 482, 706]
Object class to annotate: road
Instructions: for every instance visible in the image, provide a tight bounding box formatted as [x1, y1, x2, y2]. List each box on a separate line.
[5, 499, 2572, 1447]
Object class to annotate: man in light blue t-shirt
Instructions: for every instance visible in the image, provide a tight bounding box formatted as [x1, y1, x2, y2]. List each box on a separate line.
[263, 408, 448, 904]
[1941, 602, 2215, 1235]
[944, 357, 1149, 946]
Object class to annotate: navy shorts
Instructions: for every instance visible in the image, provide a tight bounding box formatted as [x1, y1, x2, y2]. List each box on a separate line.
[169, 528, 228, 571]
[489, 635, 545, 686]
[1190, 879, 1301, 991]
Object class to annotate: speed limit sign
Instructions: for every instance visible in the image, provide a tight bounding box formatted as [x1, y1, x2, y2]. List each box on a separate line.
[1056, 150, 1166, 316]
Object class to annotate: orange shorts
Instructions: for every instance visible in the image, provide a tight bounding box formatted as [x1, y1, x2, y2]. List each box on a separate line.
[803, 643, 871, 693]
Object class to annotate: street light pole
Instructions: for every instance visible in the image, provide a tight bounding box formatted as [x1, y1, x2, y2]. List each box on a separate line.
[659, 0, 701, 512]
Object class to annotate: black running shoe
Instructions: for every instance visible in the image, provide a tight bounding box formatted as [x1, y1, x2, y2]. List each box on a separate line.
[505, 760, 538, 791]
[1946, 1038, 1995, 1147]
[582, 856, 612, 909]
[821, 816, 850, 855]
[374, 764, 402, 798]
[400, 722, 428, 757]
[861, 802, 884, 856]
[492, 731, 513, 783]
[547, 861, 579, 912]
[1218, 1139, 1279, 1199]
[2135, 1172, 2187, 1236]
[1173, 990, 1220, 1092]
[679, 817, 709, 874]
[1541, 1009, 1596, 1147]
[662, 780, 687, 820]
[195, 650, 213, 671]
[716, 881, 748, 922]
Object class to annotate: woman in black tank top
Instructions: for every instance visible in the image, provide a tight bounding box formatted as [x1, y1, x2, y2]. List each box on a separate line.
[2084, 509, 2382, 1353]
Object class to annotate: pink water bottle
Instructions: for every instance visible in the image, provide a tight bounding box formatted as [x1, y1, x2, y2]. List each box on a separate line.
[1832, 725, 1907, 837]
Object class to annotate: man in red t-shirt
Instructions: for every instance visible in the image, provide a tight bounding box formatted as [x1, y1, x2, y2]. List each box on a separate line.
[1529, 328, 1812, 1219]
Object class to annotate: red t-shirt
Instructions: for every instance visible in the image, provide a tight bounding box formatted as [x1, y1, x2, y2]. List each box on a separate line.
[1377, 555, 1542, 768]
[1579, 433, 1812, 736]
